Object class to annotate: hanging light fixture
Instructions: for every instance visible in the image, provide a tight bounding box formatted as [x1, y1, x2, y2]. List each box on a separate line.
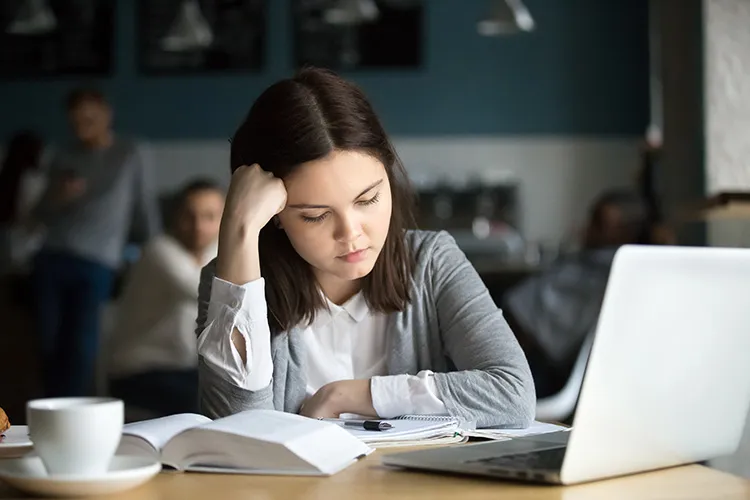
[477, 0, 535, 36]
[7, 0, 57, 35]
[324, 0, 380, 26]
[160, 0, 214, 52]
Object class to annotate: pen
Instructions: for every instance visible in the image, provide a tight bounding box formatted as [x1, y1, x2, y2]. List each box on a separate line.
[321, 419, 393, 432]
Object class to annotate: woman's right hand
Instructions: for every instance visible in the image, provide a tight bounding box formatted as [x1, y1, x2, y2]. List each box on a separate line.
[222, 164, 287, 234]
[216, 164, 286, 286]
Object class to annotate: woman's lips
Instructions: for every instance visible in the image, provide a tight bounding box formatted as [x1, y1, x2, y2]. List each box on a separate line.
[339, 248, 369, 263]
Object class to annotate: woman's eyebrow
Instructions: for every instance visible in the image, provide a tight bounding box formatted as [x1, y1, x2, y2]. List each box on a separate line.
[287, 179, 383, 209]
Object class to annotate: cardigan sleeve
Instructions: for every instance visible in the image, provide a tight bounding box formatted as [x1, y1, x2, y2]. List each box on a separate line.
[429, 231, 536, 428]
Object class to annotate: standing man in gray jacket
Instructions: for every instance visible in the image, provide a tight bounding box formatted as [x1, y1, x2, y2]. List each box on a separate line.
[31, 88, 161, 397]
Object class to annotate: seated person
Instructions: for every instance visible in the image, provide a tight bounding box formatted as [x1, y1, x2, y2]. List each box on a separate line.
[108, 180, 225, 416]
[503, 189, 650, 399]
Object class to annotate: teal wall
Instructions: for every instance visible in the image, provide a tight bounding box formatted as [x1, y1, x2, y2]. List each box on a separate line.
[0, 0, 649, 141]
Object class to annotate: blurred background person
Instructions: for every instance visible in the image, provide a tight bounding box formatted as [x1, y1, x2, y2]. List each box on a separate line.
[0, 131, 47, 277]
[107, 179, 224, 418]
[30, 88, 161, 398]
[0, 130, 47, 426]
[503, 189, 651, 400]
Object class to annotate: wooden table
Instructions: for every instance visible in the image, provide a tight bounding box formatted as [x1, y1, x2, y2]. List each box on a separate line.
[1, 449, 749, 500]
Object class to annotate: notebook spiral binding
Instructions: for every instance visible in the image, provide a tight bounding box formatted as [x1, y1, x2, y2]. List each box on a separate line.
[396, 415, 456, 422]
[395, 414, 476, 430]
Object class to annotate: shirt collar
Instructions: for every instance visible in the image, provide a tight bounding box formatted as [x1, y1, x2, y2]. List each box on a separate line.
[339, 292, 370, 323]
[311, 292, 370, 329]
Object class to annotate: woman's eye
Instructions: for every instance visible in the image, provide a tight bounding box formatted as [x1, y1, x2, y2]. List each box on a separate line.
[357, 192, 380, 207]
[302, 213, 329, 223]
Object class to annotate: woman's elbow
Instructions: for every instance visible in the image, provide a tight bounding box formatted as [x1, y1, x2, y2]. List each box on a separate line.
[515, 377, 537, 428]
[494, 366, 537, 428]
[198, 371, 232, 419]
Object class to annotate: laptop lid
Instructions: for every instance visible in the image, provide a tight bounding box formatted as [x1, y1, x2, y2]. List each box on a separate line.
[561, 245, 750, 484]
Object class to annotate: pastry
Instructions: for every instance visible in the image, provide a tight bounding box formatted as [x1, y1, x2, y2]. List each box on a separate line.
[0, 407, 9, 434]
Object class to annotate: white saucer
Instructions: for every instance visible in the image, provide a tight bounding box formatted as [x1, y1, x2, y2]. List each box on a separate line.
[0, 455, 162, 497]
[0, 425, 33, 458]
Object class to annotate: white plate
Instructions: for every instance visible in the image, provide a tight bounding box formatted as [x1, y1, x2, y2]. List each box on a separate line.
[0, 455, 161, 497]
[0, 425, 33, 458]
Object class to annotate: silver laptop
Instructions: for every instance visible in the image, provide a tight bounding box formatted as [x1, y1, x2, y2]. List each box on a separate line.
[383, 245, 750, 485]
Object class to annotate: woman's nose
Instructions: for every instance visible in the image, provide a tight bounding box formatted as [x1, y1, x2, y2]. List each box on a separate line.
[334, 213, 362, 243]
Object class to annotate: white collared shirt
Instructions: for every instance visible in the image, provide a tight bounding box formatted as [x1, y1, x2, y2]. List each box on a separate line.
[197, 277, 447, 417]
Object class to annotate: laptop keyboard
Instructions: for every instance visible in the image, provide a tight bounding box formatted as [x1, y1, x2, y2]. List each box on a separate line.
[469, 447, 566, 471]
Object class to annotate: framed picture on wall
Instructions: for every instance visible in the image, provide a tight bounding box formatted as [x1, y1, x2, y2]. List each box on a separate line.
[0, 0, 115, 78]
[138, 0, 266, 74]
[293, 0, 423, 70]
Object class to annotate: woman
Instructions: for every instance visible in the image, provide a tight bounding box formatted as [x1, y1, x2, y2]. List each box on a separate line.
[196, 68, 535, 428]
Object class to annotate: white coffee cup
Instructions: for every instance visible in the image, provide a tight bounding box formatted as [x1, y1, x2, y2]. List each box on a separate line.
[26, 397, 124, 476]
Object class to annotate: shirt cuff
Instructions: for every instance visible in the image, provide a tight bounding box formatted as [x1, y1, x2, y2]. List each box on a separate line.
[371, 370, 448, 418]
[208, 277, 267, 319]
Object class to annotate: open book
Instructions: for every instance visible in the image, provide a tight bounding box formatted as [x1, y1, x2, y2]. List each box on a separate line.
[116, 410, 372, 476]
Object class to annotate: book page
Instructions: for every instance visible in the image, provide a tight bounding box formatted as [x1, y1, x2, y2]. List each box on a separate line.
[466, 420, 570, 440]
[197, 410, 326, 444]
[122, 413, 211, 451]
[163, 410, 371, 475]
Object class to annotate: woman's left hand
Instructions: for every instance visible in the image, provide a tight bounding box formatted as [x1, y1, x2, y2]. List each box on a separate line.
[300, 380, 377, 419]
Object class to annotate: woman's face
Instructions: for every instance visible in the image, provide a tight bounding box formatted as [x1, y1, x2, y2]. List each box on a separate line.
[277, 150, 392, 296]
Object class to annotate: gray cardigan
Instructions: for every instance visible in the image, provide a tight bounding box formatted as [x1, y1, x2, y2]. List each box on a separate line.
[196, 230, 536, 428]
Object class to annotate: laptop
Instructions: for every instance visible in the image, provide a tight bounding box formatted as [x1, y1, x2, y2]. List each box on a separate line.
[383, 245, 750, 485]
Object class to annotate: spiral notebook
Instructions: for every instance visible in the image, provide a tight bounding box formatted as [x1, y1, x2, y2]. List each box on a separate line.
[333, 415, 569, 448]
[333, 415, 466, 448]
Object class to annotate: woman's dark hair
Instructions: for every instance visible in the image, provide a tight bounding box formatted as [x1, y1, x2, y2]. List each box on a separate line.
[0, 131, 44, 225]
[229, 67, 416, 333]
[585, 188, 649, 248]
[162, 178, 225, 230]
